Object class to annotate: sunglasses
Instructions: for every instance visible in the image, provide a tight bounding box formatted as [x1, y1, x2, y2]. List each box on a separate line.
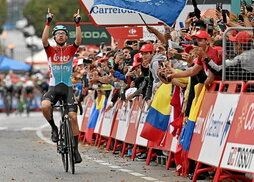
[55, 32, 67, 36]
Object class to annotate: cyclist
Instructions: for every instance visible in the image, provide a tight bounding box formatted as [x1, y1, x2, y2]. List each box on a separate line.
[3, 73, 14, 116]
[41, 8, 82, 163]
[23, 78, 35, 116]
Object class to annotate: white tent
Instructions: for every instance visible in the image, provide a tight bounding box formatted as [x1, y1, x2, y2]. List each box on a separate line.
[24, 39, 56, 71]
[24, 50, 48, 71]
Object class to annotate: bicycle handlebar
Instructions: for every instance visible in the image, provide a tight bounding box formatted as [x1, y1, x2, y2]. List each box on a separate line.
[52, 101, 83, 115]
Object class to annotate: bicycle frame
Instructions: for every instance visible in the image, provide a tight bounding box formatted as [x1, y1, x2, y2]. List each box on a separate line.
[54, 99, 75, 174]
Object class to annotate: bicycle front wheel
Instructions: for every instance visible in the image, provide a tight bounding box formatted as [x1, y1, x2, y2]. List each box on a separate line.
[65, 117, 75, 174]
[59, 122, 68, 172]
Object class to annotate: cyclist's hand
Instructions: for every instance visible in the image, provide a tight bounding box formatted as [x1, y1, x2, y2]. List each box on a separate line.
[46, 8, 53, 23]
[73, 9, 81, 24]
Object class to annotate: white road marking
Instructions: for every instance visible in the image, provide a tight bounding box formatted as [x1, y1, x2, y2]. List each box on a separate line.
[20, 127, 38, 131]
[94, 160, 105, 163]
[36, 123, 55, 145]
[36, 125, 163, 182]
[108, 165, 122, 169]
[0, 127, 8, 130]
[129, 172, 145, 177]
[119, 169, 133, 173]
[141, 177, 158, 181]
[100, 162, 110, 166]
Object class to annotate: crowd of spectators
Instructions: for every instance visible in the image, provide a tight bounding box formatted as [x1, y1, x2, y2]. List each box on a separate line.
[70, 3, 254, 178]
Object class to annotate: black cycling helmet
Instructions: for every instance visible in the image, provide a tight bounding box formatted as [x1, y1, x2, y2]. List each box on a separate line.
[52, 25, 68, 36]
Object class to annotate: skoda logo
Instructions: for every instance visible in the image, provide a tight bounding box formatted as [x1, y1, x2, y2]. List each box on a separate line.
[129, 29, 137, 35]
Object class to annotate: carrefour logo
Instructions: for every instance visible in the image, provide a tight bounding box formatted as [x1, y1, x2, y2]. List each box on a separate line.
[91, 6, 136, 14]
[129, 29, 137, 35]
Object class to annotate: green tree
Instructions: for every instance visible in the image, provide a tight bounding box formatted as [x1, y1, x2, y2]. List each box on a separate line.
[23, 0, 90, 37]
[0, 0, 7, 34]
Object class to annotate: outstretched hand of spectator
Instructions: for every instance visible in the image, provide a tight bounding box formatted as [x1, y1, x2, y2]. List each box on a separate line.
[168, 48, 178, 59]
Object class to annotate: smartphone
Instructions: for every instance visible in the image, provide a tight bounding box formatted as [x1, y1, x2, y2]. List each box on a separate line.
[239, 14, 244, 22]
[208, 25, 214, 36]
[159, 73, 171, 83]
[181, 28, 189, 33]
[100, 42, 105, 49]
[97, 63, 102, 67]
[92, 84, 99, 89]
[173, 53, 183, 60]
[222, 10, 227, 23]
[192, 38, 199, 46]
[216, 2, 222, 11]
[179, 22, 184, 29]
[218, 21, 227, 32]
[159, 61, 166, 68]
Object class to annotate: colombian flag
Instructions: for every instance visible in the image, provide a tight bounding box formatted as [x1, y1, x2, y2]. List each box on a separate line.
[140, 84, 172, 145]
[180, 83, 206, 176]
[85, 95, 105, 144]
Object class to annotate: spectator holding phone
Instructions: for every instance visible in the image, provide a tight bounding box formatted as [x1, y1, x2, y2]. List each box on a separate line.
[167, 30, 222, 88]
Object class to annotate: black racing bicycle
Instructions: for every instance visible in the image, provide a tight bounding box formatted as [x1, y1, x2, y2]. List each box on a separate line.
[53, 99, 82, 174]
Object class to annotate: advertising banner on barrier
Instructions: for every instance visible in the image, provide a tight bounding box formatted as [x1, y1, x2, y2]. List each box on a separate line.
[115, 102, 131, 141]
[188, 91, 218, 161]
[100, 105, 117, 137]
[124, 98, 142, 144]
[198, 93, 240, 167]
[135, 102, 148, 146]
[220, 95, 254, 173]
[94, 108, 105, 134]
[80, 99, 94, 132]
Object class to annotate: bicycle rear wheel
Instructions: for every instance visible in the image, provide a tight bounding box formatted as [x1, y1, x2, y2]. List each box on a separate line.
[59, 122, 68, 172]
[65, 117, 75, 174]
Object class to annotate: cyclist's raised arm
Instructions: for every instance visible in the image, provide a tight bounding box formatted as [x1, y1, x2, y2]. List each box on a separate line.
[73, 9, 82, 46]
[42, 8, 53, 47]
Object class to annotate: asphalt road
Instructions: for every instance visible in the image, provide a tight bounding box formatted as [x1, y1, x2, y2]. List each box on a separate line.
[0, 112, 210, 182]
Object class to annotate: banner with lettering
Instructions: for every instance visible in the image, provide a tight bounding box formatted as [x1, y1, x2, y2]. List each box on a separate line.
[135, 102, 148, 146]
[115, 102, 131, 141]
[220, 94, 254, 173]
[198, 93, 240, 167]
[188, 91, 218, 161]
[100, 105, 117, 137]
[124, 97, 143, 144]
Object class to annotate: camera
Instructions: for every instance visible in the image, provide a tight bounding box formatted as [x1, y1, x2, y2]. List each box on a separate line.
[218, 21, 227, 32]
[83, 58, 93, 64]
[124, 58, 133, 66]
[189, 12, 195, 18]
[100, 42, 105, 50]
[204, 18, 214, 36]
[192, 38, 199, 46]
